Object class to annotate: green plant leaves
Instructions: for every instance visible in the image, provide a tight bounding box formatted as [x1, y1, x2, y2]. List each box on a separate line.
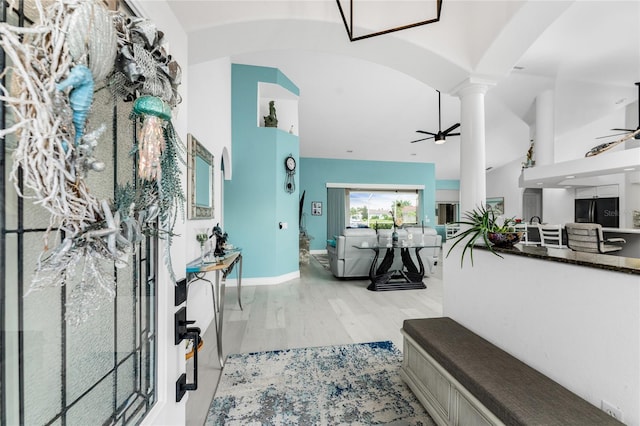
[445, 204, 515, 267]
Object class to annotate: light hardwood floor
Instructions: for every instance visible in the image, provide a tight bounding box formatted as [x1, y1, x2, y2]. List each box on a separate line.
[185, 252, 444, 426]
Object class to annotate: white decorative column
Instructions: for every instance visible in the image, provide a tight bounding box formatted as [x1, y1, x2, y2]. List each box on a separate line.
[535, 89, 555, 166]
[455, 80, 491, 215]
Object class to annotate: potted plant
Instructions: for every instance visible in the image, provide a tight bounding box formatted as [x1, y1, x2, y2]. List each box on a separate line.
[446, 204, 521, 266]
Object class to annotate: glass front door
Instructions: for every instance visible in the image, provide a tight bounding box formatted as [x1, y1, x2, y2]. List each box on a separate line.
[1, 2, 157, 425]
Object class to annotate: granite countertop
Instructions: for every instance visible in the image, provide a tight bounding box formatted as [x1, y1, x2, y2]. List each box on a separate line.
[602, 227, 640, 234]
[476, 244, 640, 275]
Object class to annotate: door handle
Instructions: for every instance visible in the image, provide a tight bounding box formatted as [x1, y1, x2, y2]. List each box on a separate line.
[174, 307, 202, 402]
[176, 326, 201, 402]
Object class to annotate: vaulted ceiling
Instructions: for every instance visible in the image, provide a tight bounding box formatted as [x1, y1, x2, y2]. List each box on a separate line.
[166, 0, 640, 180]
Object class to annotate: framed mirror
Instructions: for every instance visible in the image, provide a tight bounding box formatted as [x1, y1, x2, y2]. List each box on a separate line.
[187, 133, 215, 219]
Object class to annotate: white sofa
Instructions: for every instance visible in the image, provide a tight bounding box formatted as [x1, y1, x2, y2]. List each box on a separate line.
[327, 228, 379, 278]
[327, 227, 441, 279]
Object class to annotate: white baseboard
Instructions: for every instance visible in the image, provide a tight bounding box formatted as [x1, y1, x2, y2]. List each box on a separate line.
[225, 269, 300, 287]
[310, 249, 328, 254]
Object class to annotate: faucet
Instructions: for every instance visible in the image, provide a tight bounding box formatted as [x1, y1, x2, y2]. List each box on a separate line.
[530, 216, 541, 224]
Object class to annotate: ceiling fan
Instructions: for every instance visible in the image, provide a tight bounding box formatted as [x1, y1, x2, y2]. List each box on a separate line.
[410, 90, 460, 145]
[596, 82, 640, 140]
[587, 82, 640, 156]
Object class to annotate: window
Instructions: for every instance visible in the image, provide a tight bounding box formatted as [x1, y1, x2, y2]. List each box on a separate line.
[348, 190, 420, 229]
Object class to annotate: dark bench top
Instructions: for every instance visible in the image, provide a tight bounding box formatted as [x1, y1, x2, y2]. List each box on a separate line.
[403, 317, 622, 426]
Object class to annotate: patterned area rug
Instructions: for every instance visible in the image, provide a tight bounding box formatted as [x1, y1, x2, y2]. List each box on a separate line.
[312, 253, 330, 270]
[206, 341, 434, 425]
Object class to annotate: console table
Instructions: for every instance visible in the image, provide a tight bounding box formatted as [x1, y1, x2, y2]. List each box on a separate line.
[354, 244, 439, 291]
[186, 249, 242, 367]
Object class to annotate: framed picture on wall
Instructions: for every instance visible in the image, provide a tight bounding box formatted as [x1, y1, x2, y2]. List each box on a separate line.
[486, 197, 505, 215]
[311, 201, 323, 216]
[187, 133, 215, 219]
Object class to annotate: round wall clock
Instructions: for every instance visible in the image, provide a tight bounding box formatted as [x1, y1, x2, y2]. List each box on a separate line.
[285, 155, 296, 193]
[285, 155, 296, 172]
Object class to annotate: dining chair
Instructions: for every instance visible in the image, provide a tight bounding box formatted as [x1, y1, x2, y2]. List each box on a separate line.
[537, 224, 565, 248]
[514, 223, 541, 245]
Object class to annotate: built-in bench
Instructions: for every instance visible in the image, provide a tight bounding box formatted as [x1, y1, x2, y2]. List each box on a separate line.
[401, 317, 623, 426]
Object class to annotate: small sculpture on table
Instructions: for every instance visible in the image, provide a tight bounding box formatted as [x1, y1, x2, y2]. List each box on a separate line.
[211, 223, 228, 257]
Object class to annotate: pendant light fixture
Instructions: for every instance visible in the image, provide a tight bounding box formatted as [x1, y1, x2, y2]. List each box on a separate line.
[336, 0, 443, 42]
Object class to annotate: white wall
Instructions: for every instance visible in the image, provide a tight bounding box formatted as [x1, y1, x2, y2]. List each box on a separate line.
[443, 244, 640, 425]
[257, 82, 299, 135]
[436, 189, 459, 203]
[486, 158, 525, 220]
[555, 108, 627, 162]
[484, 157, 576, 226]
[626, 176, 640, 228]
[542, 187, 574, 225]
[186, 58, 232, 334]
[492, 104, 635, 228]
[625, 102, 640, 229]
[552, 108, 633, 226]
[486, 157, 575, 226]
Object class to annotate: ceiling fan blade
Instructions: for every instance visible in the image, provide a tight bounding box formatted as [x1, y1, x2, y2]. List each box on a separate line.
[447, 133, 460, 137]
[416, 130, 437, 136]
[594, 84, 640, 140]
[410, 136, 434, 143]
[596, 131, 630, 139]
[443, 123, 461, 134]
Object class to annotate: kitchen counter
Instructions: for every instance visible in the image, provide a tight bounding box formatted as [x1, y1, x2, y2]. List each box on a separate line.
[478, 243, 640, 275]
[603, 227, 640, 234]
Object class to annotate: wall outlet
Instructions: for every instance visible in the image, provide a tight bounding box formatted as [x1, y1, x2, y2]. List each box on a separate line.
[601, 400, 623, 422]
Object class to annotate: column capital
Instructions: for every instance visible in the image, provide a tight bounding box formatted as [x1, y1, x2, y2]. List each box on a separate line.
[452, 76, 497, 98]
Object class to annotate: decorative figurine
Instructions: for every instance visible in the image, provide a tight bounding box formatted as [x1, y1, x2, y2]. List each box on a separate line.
[211, 223, 228, 256]
[522, 141, 535, 169]
[56, 64, 94, 146]
[264, 100, 278, 128]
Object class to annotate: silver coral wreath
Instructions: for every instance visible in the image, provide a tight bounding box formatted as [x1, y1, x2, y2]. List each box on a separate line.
[0, 0, 117, 237]
[110, 14, 182, 107]
[0, 0, 185, 325]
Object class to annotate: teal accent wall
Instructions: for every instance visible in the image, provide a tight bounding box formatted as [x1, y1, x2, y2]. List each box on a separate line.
[300, 158, 437, 251]
[226, 64, 300, 278]
[436, 179, 460, 190]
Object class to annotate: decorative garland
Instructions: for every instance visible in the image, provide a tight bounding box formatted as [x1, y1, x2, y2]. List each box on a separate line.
[0, 0, 184, 326]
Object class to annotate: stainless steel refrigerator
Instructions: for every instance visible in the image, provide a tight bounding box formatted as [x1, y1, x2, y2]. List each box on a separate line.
[574, 197, 619, 228]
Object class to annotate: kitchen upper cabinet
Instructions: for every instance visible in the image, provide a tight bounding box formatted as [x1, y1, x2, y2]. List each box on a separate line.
[575, 187, 597, 199]
[575, 184, 619, 199]
[597, 184, 619, 198]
